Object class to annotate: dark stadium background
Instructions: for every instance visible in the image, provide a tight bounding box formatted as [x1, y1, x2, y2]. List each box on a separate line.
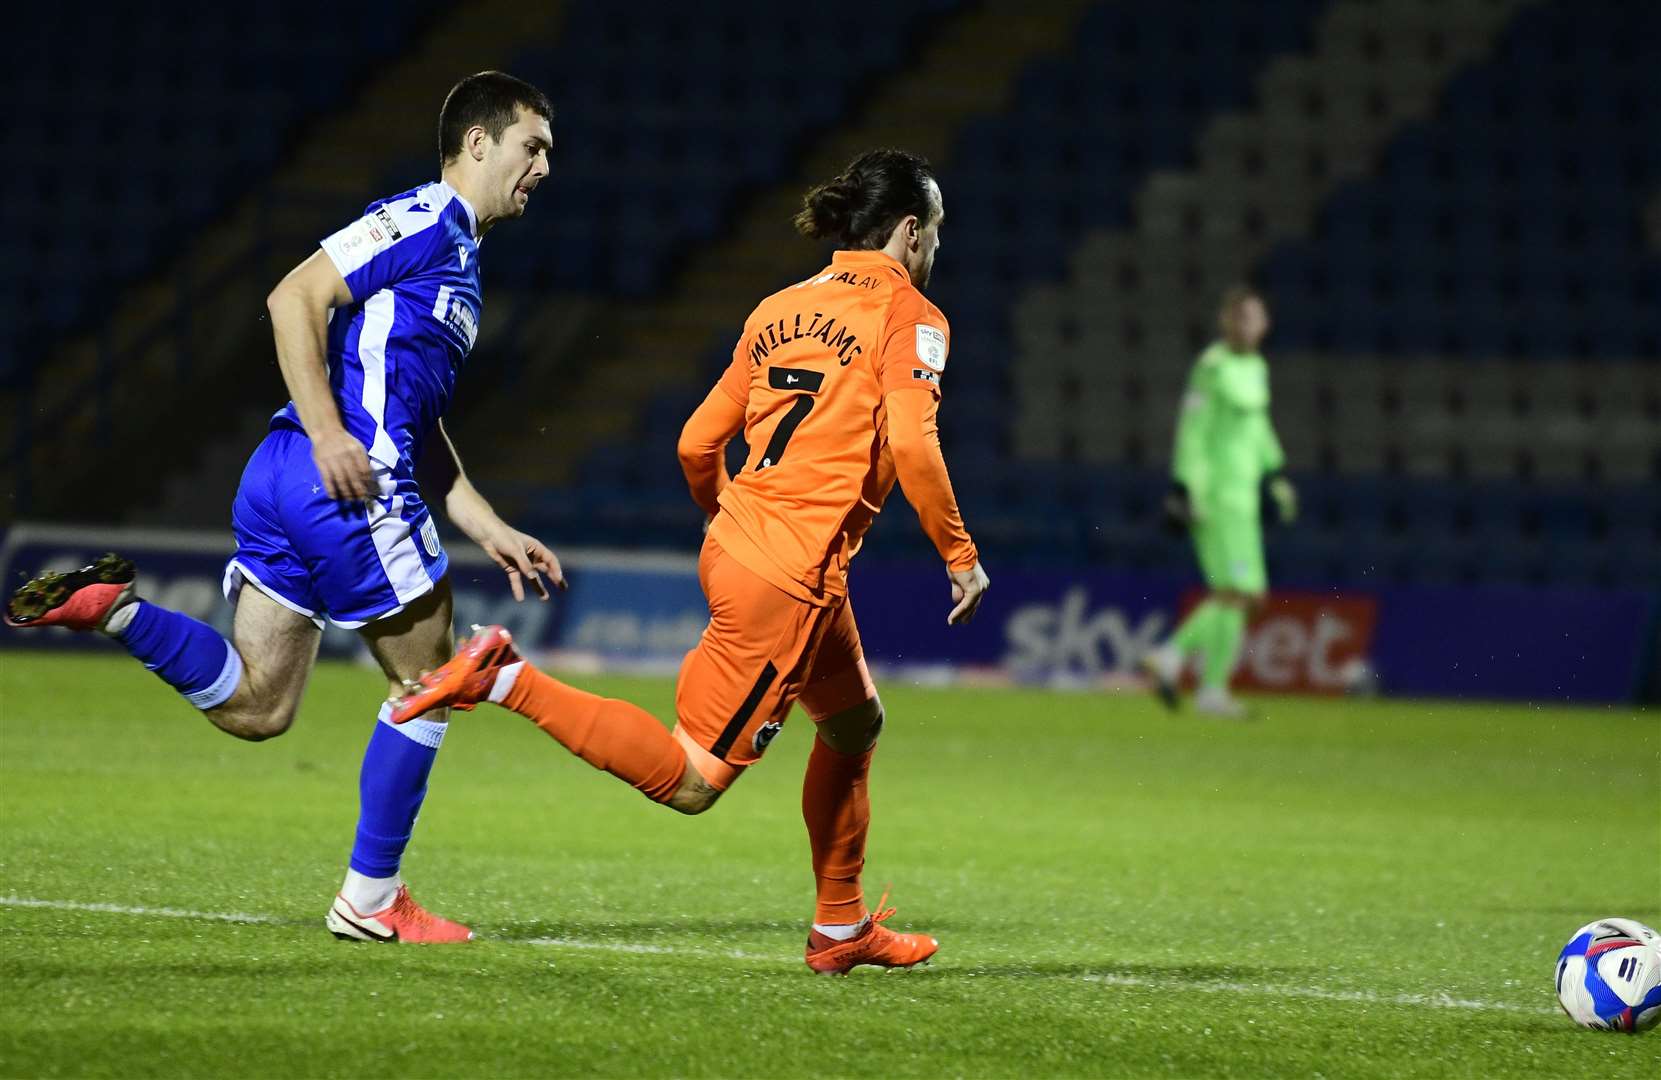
[4, 0, 1657, 699]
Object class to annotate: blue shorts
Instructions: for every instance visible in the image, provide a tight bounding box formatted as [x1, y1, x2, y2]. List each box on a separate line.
[223, 427, 448, 628]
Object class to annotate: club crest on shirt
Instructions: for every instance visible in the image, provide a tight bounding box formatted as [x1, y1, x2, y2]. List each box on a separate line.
[419, 516, 442, 558]
[915, 324, 947, 372]
[753, 720, 784, 755]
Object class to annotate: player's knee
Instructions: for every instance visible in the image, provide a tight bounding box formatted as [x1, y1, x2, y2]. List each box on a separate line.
[816, 699, 883, 754]
[858, 702, 885, 749]
[207, 697, 297, 741]
[668, 791, 718, 815]
[210, 709, 294, 742]
[666, 778, 721, 815]
[663, 753, 724, 815]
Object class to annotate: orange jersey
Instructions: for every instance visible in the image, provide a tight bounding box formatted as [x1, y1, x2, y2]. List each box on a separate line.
[705, 249, 973, 605]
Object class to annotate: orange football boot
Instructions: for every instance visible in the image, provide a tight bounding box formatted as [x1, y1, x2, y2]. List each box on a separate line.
[326, 885, 473, 943]
[4, 553, 136, 630]
[804, 889, 939, 976]
[390, 624, 521, 724]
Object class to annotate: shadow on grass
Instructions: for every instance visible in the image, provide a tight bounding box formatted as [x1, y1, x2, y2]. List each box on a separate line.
[1475, 904, 1661, 919]
[490, 916, 963, 940]
[920, 961, 1300, 983]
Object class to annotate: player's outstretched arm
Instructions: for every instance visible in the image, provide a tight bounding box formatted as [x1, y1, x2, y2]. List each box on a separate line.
[431, 422, 566, 601]
[884, 387, 988, 625]
[677, 382, 746, 519]
[267, 251, 375, 501]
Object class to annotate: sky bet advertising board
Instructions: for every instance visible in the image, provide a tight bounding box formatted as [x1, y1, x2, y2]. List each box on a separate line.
[1, 526, 1652, 704]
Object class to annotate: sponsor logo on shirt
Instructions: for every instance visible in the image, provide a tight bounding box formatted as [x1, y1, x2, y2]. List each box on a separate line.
[767, 366, 825, 392]
[373, 206, 403, 242]
[431, 285, 479, 352]
[912, 368, 940, 384]
[915, 324, 947, 372]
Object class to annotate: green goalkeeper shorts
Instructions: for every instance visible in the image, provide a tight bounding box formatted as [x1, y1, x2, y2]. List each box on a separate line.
[1191, 508, 1266, 594]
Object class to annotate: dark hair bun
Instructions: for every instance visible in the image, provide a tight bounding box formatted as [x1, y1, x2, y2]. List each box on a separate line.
[795, 174, 861, 240]
[793, 150, 932, 248]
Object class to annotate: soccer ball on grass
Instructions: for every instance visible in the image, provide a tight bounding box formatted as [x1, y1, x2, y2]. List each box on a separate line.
[1555, 917, 1661, 1033]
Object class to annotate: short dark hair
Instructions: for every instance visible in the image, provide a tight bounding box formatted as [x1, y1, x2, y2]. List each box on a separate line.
[1220, 284, 1265, 312]
[439, 71, 554, 166]
[794, 149, 937, 249]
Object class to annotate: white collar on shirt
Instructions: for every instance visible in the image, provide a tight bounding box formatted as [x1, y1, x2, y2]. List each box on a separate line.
[434, 180, 481, 241]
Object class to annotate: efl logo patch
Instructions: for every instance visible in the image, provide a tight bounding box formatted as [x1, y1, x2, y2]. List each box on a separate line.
[912, 368, 940, 384]
[333, 219, 376, 258]
[915, 324, 947, 372]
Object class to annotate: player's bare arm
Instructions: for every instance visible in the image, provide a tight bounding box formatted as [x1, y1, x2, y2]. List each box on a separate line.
[884, 385, 988, 625]
[266, 251, 373, 501]
[429, 421, 565, 601]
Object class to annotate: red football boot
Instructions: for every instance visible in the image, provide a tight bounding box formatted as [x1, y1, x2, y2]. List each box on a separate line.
[804, 890, 939, 976]
[4, 553, 136, 630]
[325, 885, 473, 943]
[390, 624, 521, 724]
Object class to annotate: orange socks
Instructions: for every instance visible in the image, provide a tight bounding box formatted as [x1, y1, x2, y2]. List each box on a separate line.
[801, 737, 873, 925]
[502, 666, 686, 804]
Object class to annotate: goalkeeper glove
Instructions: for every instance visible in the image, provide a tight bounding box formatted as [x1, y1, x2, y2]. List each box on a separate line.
[1266, 472, 1298, 525]
[1162, 481, 1195, 534]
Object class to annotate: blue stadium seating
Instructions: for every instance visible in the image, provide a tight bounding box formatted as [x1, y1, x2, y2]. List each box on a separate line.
[372, 0, 962, 298]
[1261, 2, 1661, 359]
[0, 3, 442, 385]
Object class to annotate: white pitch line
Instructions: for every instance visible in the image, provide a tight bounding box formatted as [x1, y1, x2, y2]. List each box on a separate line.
[0, 897, 1555, 1015]
[0, 895, 281, 924]
[1080, 973, 1552, 1015]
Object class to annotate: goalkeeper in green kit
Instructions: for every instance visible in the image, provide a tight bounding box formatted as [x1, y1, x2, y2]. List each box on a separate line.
[1142, 286, 1296, 718]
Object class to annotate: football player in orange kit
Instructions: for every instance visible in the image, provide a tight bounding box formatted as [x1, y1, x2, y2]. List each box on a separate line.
[392, 149, 990, 974]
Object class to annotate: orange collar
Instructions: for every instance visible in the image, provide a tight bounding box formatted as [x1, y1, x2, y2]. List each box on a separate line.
[831, 249, 909, 280]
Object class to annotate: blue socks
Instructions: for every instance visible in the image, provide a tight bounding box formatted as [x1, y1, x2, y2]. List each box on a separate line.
[116, 600, 443, 890]
[114, 602, 243, 710]
[349, 705, 447, 878]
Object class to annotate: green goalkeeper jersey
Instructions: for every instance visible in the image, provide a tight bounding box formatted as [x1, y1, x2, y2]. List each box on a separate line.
[1171, 342, 1286, 514]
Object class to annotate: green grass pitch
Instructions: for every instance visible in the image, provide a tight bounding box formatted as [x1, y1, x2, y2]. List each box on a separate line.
[2, 651, 1657, 1078]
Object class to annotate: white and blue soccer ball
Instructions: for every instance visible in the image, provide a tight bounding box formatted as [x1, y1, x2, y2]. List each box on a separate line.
[1555, 918, 1661, 1033]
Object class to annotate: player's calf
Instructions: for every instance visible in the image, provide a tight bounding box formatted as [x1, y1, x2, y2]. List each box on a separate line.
[394, 625, 705, 809]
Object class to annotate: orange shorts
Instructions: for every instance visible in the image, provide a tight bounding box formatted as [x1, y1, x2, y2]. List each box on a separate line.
[673, 536, 878, 791]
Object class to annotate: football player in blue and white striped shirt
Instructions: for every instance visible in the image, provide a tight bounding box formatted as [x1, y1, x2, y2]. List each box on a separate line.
[6, 71, 562, 943]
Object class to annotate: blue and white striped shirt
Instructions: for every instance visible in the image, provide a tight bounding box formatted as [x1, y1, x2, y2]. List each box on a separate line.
[273, 180, 482, 474]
